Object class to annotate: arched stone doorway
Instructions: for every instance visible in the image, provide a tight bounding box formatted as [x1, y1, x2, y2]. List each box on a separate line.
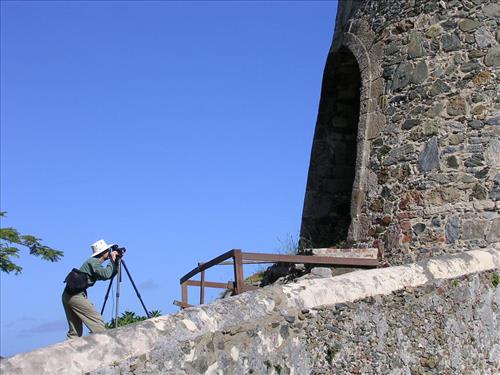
[301, 46, 362, 248]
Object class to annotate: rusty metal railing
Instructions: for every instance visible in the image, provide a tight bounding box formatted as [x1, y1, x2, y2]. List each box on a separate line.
[174, 249, 379, 309]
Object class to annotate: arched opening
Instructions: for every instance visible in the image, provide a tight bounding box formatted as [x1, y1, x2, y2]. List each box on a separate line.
[301, 46, 361, 248]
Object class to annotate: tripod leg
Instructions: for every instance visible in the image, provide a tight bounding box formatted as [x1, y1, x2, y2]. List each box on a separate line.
[121, 260, 151, 318]
[114, 259, 122, 328]
[101, 276, 115, 316]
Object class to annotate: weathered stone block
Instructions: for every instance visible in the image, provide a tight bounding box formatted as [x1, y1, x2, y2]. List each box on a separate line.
[474, 168, 489, 179]
[366, 112, 386, 140]
[446, 155, 459, 168]
[411, 61, 428, 84]
[483, 3, 500, 18]
[467, 144, 484, 153]
[469, 50, 486, 58]
[475, 27, 496, 48]
[469, 120, 484, 129]
[486, 218, 500, 242]
[471, 104, 487, 116]
[360, 98, 377, 114]
[447, 96, 468, 117]
[472, 71, 492, 86]
[471, 183, 488, 200]
[441, 33, 461, 52]
[383, 144, 415, 166]
[464, 156, 484, 167]
[485, 46, 500, 67]
[399, 191, 423, 210]
[445, 216, 460, 244]
[460, 61, 481, 73]
[392, 62, 412, 91]
[458, 19, 480, 32]
[423, 119, 440, 136]
[427, 187, 461, 205]
[402, 119, 420, 130]
[473, 200, 495, 211]
[418, 137, 440, 172]
[384, 224, 400, 251]
[429, 79, 450, 96]
[448, 121, 466, 132]
[370, 77, 385, 99]
[412, 223, 426, 235]
[485, 138, 500, 167]
[426, 101, 444, 117]
[407, 32, 425, 58]
[448, 133, 465, 145]
[461, 220, 486, 240]
[385, 41, 400, 55]
[426, 24, 443, 39]
[471, 92, 487, 103]
[370, 197, 384, 212]
[490, 186, 500, 201]
[485, 116, 500, 126]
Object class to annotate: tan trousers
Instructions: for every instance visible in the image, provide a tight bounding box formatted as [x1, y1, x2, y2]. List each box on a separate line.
[62, 290, 106, 339]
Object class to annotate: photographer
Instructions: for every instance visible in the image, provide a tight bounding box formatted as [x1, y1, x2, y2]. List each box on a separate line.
[62, 239, 121, 339]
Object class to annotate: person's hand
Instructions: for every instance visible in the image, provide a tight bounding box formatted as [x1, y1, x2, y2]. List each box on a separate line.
[111, 251, 118, 262]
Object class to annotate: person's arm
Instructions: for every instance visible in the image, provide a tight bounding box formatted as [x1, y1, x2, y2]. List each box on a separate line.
[91, 258, 118, 280]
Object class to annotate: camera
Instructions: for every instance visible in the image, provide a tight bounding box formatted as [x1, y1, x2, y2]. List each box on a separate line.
[109, 244, 126, 257]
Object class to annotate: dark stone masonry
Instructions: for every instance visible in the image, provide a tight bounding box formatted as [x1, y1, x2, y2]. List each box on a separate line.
[302, 272, 499, 375]
[301, 0, 500, 265]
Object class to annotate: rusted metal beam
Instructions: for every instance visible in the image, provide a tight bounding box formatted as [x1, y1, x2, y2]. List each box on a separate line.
[219, 260, 278, 265]
[241, 252, 378, 267]
[220, 259, 321, 265]
[180, 249, 235, 284]
[184, 280, 233, 289]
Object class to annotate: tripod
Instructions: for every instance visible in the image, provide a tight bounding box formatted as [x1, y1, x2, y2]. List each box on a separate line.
[101, 257, 151, 328]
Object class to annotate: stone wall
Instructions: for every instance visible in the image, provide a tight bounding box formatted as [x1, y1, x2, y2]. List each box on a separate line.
[2, 248, 498, 374]
[302, 271, 499, 374]
[301, 0, 500, 265]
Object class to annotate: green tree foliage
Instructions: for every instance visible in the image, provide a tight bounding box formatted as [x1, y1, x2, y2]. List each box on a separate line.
[0, 212, 64, 274]
[105, 310, 162, 329]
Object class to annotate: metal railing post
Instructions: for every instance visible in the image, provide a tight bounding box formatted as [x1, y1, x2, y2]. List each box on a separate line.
[233, 249, 244, 295]
[199, 262, 205, 305]
[181, 282, 188, 309]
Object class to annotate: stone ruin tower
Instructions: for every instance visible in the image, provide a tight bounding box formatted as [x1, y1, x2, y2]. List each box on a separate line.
[301, 0, 500, 265]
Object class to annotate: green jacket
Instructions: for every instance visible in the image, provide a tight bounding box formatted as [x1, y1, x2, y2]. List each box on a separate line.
[79, 256, 118, 288]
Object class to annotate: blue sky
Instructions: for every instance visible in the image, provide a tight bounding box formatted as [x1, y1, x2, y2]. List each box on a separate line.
[0, 1, 337, 357]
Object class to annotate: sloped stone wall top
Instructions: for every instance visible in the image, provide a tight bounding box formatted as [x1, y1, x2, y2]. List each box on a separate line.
[283, 247, 499, 309]
[1, 247, 498, 375]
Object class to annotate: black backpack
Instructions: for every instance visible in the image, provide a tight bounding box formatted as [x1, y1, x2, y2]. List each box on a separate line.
[64, 268, 89, 295]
